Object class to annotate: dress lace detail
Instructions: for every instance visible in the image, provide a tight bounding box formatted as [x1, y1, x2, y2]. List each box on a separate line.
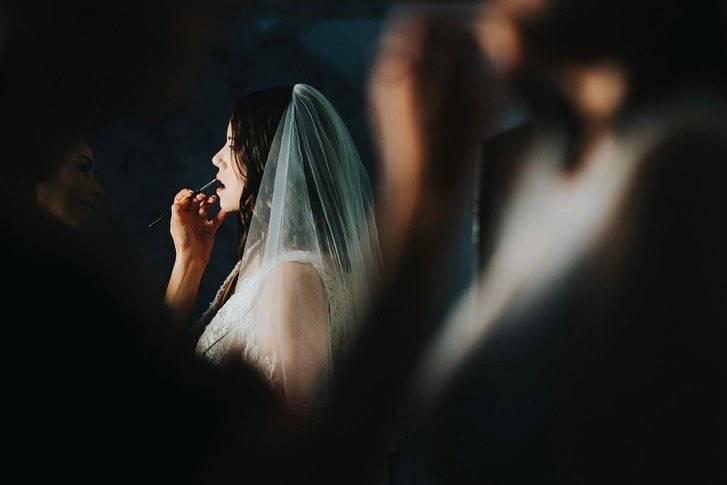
[195, 251, 351, 390]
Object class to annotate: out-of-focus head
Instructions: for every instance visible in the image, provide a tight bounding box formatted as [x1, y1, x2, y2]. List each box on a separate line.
[478, 0, 727, 118]
[557, 61, 628, 125]
[35, 142, 104, 228]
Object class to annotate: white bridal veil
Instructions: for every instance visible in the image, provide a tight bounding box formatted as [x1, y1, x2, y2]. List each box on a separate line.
[232, 84, 380, 405]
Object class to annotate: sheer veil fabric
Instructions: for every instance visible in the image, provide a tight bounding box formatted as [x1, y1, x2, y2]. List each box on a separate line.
[196, 84, 381, 408]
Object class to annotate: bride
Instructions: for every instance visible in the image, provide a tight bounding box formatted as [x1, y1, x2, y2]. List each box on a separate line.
[164, 84, 380, 408]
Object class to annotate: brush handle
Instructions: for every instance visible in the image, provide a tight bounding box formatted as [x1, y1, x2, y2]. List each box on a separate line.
[147, 179, 217, 229]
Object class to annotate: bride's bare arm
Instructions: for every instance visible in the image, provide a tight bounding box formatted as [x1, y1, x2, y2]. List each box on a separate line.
[165, 188, 226, 324]
[165, 256, 208, 325]
[258, 262, 329, 408]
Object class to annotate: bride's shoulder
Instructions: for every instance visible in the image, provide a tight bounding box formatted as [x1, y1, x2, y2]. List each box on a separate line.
[260, 257, 326, 298]
[272, 249, 321, 265]
[258, 250, 346, 296]
[268, 259, 320, 279]
[266, 251, 322, 278]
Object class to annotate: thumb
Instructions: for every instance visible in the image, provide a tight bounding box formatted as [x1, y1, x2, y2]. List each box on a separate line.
[209, 209, 228, 232]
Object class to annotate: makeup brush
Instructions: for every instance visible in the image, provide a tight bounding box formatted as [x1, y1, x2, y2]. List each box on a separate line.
[147, 178, 218, 229]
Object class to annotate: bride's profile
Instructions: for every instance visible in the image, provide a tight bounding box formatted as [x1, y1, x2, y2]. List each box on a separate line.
[165, 84, 380, 408]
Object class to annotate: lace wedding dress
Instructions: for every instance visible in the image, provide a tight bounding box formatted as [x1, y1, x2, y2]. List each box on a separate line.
[195, 250, 351, 404]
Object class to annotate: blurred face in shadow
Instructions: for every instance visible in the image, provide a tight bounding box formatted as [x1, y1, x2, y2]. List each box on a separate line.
[211, 122, 245, 213]
[558, 61, 628, 125]
[477, 1, 629, 127]
[36, 142, 104, 227]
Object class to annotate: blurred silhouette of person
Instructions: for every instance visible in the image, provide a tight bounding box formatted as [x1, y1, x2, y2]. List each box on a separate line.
[0, 2, 284, 483]
[400, 0, 727, 483]
[35, 141, 104, 227]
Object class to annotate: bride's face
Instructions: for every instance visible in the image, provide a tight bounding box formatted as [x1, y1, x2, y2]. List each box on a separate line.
[211, 122, 246, 212]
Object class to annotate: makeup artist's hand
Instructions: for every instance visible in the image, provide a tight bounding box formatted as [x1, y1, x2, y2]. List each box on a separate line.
[170, 188, 227, 266]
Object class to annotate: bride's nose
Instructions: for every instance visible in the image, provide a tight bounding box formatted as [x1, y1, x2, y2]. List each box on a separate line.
[211, 150, 223, 168]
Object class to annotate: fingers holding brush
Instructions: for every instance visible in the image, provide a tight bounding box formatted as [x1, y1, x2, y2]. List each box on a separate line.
[173, 188, 194, 211]
[198, 194, 217, 219]
[188, 192, 207, 214]
[150, 179, 217, 229]
[169, 190, 221, 263]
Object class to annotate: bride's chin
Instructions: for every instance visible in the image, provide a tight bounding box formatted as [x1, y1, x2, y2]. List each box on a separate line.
[221, 202, 240, 213]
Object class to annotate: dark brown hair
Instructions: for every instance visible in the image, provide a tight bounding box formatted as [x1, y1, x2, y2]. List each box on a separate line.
[229, 86, 293, 255]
